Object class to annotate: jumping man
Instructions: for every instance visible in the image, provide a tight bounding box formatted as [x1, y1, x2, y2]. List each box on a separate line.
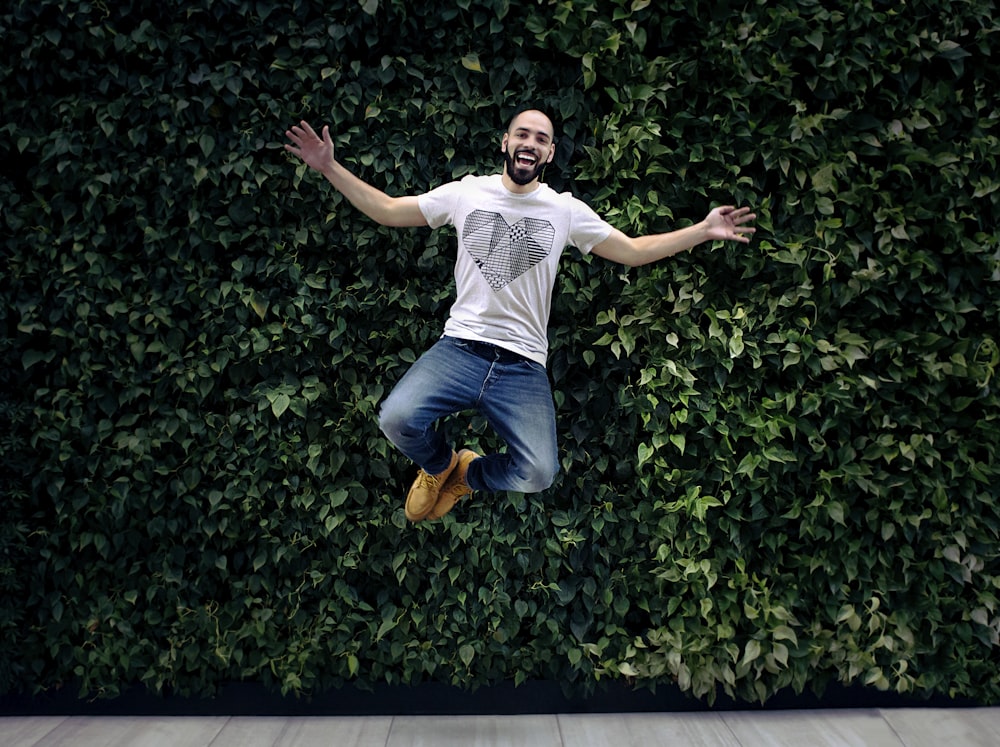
[284, 109, 756, 523]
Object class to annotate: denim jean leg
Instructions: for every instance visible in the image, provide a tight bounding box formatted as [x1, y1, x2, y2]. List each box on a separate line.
[471, 357, 558, 494]
[378, 338, 486, 475]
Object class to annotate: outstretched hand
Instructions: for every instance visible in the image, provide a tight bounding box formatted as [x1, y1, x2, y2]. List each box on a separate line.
[704, 205, 757, 244]
[284, 120, 335, 176]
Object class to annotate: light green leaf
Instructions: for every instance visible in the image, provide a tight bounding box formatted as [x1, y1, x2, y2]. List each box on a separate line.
[459, 644, 475, 667]
[250, 293, 269, 320]
[461, 54, 482, 72]
[741, 639, 762, 667]
[271, 393, 291, 418]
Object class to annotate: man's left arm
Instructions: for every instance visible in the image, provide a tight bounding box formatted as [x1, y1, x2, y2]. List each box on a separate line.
[591, 206, 756, 267]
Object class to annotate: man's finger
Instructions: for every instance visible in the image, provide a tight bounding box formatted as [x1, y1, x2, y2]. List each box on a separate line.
[286, 126, 309, 144]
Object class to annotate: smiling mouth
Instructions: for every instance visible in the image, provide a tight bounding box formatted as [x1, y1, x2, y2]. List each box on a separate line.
[514, 151, 538, 167]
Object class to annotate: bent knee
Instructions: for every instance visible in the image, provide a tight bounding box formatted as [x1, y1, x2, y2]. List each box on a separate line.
[377, 399, 411, 442]
[516, 460, 559, 493]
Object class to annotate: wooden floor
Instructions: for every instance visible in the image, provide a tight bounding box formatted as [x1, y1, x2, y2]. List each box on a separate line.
[4, 708, 1000, 747]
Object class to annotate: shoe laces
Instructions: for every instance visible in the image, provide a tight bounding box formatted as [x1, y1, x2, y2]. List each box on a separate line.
[414, 470, 442, 491]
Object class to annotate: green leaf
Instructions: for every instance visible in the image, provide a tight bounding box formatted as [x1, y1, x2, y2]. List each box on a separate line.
[937, 40, 971, 60]
[21, 349, 54, 369]
[250, 293, 269, 320]
[459, 644, 475, 667]
[271, 393, 291, 418]
[740, 639, 762, 667]
[637, 443, 654, 469]
[461, 54, 483, 72]
[772, 625, 798, 645]
[199, 134, 215, 157]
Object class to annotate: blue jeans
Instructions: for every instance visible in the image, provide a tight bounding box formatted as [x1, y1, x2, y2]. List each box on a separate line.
[378, 336, 558, 493]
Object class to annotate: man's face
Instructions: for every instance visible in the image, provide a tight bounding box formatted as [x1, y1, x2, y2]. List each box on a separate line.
[501, 111, 556, 186]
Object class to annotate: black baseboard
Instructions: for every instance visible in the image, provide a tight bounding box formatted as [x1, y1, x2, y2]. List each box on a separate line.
[0, 680, 984, 717]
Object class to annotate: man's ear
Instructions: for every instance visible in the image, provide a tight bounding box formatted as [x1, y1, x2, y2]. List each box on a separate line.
[545, 143, 556, 163]
[500, 132, 509, 152]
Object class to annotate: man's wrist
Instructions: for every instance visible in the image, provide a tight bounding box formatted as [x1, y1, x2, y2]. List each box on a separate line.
[695, 219, 712, 243]
[321, 159, 341, 182]
[675, 220, 709, 254]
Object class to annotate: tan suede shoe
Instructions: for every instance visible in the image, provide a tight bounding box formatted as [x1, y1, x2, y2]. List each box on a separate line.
[404, 451, 458, 522]
[427, 449, 480, 520]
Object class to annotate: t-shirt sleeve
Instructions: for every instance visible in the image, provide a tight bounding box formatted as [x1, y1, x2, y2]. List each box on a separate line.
[417, 179, 466, 229]
[568, 197, 614, 255]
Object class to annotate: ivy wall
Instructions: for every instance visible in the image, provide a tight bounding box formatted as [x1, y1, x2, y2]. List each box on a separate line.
[2, 0, 999, 705]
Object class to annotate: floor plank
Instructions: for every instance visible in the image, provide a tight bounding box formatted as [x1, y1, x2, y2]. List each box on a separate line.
[558, 712, 741, 746]
[0, 717, 68, 747]
[879, 707, 1000, 747]
[722, 708, 904, 747]
[210, 716, 393, 747]
[23, 716, 229, 747]
[387, 715, 562, 747]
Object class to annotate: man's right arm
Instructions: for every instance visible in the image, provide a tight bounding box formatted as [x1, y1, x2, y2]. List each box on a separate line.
[284, 120, 428, 228]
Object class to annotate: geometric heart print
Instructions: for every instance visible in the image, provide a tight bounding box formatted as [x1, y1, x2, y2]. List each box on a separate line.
[462, 210, 556, 291]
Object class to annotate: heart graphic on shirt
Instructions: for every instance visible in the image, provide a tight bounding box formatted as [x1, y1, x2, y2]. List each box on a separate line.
[462, 210, 556, 291]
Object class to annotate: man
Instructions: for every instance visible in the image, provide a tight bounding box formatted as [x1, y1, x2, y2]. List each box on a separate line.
[284, 109, 755, 523]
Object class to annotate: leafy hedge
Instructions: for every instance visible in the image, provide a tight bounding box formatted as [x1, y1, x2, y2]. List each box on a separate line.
[2, 0, 998, 706]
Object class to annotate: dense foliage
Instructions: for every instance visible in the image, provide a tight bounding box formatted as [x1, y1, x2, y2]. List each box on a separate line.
[2, 0, 998, 705]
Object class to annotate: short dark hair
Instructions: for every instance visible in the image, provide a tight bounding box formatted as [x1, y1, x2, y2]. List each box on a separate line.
[505, 107, 557, 139]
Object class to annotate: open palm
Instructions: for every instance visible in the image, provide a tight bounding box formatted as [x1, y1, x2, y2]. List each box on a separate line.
[284, 120, 335, 175]
[705, 205, 757, 244]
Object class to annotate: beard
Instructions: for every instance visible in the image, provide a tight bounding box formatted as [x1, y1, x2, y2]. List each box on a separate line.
[504, 147, 546, 186]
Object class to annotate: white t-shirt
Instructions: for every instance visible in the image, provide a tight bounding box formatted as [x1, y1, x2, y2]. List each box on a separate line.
[418, 174, 613, 365]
